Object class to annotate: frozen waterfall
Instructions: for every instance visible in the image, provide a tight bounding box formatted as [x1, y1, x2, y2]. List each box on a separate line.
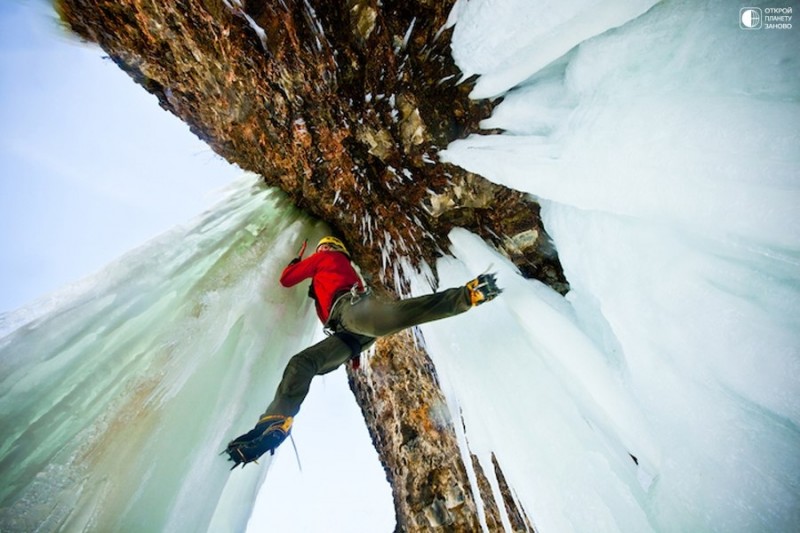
[0, 178, 328, 531]
[431, 0, 799, 532]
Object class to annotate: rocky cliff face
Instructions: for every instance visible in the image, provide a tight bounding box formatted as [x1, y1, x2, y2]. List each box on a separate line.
[57, 1, 563, 530]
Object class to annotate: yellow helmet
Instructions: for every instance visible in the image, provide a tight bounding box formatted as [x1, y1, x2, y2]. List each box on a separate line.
[316, 236, 349, 256]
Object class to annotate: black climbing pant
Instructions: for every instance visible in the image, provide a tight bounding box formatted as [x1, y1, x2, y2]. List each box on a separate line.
[262, 286, 472, 418]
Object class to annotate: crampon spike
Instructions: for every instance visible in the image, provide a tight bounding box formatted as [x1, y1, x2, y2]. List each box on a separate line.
[289, 433, 303, 473]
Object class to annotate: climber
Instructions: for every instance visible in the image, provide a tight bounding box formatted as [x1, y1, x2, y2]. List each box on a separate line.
[223, 235, 501, 468]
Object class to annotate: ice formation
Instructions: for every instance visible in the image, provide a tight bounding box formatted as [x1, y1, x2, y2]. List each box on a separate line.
[0, 178, 326, 531]
[428, 0, 799, 531]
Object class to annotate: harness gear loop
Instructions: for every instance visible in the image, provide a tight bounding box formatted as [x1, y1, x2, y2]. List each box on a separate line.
[349, 283, 371, 306]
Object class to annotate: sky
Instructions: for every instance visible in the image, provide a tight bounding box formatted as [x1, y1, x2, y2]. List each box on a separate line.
[0, 0, 240, 313]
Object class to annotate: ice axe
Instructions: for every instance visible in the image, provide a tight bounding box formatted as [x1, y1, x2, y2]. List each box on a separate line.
[296, 239, 308, 260]
[287, 239, 308, 267]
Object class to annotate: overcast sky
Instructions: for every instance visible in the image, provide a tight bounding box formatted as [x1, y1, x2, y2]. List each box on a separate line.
[0, 0, 240, 313]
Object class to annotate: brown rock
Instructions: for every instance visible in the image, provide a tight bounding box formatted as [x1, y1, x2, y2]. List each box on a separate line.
[57, 0, 566, 528]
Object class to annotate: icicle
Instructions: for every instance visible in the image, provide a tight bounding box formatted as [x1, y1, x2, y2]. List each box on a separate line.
[0, 176, 321, 532]
[402, 18, 417, 50]
[218, 0, 270, 52]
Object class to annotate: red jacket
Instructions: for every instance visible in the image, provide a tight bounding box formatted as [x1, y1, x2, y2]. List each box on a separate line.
[280, 251, 363, 323]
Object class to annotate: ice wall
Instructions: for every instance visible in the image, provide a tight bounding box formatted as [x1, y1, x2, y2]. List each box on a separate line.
[0, 176, 325, 532]
[428, 0, 799, 532]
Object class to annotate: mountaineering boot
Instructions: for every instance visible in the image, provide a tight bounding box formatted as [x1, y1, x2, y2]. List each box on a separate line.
[466, 272, 503, 306]
[224, 414, 293, 469]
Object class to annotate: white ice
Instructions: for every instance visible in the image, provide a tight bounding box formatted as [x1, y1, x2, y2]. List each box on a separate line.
[424, 0, 799, 531]
[0, 177, 332, 531]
